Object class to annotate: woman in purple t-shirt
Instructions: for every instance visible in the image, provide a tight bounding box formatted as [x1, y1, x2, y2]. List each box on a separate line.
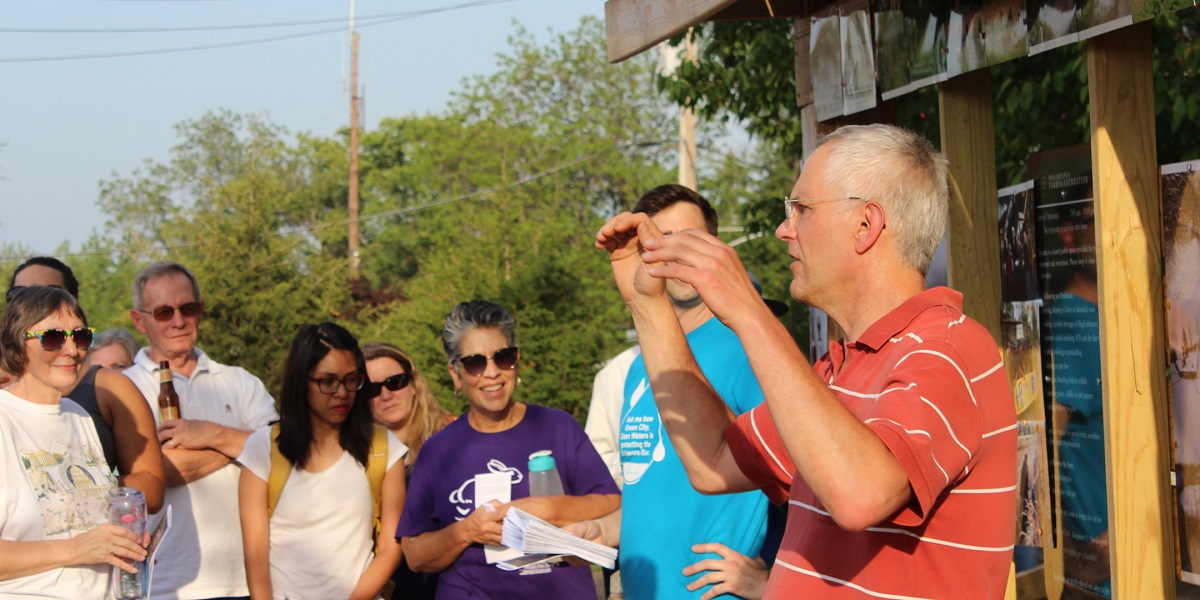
[397, 300, 620, 599]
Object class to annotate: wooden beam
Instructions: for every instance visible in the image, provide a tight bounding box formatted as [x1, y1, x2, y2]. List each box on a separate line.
[1087, 21, 1174, 600]
[710, 0, 810, 21]
[605, 0, 737, 63]
[937, 69, 1002, 343]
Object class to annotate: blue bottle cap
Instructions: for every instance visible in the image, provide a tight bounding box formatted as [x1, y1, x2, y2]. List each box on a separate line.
[528, 450, 556, 472]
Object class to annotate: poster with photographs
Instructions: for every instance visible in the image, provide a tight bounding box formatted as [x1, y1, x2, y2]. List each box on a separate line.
[1163, 160, 1200, 585]
[811, 10, 844, 121]
[1029, 0, 1081, 54]
[1076, 0, 1134, 40]
[1029, 146, 1112, 597]
[905, 4, 949, 90]
[875, 0, 910, 100]
[999, 181, 1052, 549]
[840, 2, 877, 115]
[981, 0, 1029, 67]
[1000, 181, 1039, 303]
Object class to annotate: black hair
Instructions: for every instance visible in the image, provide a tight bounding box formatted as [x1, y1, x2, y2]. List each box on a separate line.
[632, 184, 719, 236]
[9, 257, 80, 300]
[277, 322, 373, 469]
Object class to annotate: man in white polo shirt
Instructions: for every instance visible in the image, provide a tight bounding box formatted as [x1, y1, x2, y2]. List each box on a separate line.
[124, 261, 277, 600]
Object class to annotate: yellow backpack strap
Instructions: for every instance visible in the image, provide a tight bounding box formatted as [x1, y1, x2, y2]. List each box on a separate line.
[368, 425, 388, 543]
[267, 423, 290, 519]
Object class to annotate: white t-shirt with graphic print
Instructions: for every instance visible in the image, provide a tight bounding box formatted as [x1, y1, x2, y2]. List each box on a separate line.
[0, 389, 117, 599]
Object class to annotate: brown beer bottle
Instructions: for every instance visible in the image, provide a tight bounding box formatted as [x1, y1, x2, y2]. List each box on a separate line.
[158, 361, 181, 422]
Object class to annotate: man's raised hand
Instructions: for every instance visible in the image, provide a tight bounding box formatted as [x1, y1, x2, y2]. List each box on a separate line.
[595, 212, 667, 304]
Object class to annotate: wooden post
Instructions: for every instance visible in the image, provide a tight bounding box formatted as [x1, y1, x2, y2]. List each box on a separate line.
[936, 69, 1002, 343]
[1087, 21, 1174, 599]
[937, 68, 1012, 599]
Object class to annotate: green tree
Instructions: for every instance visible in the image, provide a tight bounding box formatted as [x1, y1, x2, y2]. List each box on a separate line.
[91, 110, 354, 390]
[352, 17, 680, 418]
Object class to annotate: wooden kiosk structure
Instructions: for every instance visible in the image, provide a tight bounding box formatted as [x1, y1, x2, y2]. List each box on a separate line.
[604, 1, 1177, 598]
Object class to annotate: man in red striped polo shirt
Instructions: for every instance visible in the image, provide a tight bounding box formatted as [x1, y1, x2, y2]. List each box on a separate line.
[596, 124, 1017, 599]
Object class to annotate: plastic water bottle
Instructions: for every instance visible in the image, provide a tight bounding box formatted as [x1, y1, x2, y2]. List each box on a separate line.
[109, 487, 146, 600]
[528, 450, 564, 497]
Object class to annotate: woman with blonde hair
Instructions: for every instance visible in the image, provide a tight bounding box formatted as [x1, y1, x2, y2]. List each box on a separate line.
[363, 343, 455, 475]
[363, 342, 454, 600]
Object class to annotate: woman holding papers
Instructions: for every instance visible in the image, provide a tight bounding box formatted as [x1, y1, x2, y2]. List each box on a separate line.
[398, 300, 620, 599]
[0, 286, 146, 598]
[238, 323, 407, 600]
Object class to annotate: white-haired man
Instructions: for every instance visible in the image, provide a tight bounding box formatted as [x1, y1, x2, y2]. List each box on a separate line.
[596, 124, 1017, 598]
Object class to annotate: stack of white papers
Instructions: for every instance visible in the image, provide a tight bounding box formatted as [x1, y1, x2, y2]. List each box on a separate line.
[501, 507, 618, 570]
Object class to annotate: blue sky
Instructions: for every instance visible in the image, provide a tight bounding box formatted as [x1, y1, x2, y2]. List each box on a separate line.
[0, 1, 602, 256]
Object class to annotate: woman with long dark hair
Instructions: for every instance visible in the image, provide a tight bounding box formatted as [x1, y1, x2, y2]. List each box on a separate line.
[238, 323, 406, 600]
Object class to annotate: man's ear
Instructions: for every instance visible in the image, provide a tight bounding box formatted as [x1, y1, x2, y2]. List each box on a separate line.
[130, 309, 146, 334]
[853, 201, 888, 255]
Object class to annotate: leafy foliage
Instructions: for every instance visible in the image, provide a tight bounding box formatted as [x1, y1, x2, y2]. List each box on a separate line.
[2, 16, 815, 421]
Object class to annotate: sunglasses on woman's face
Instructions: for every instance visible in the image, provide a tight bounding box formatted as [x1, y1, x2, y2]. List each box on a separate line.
[368, 372, 413, 397]
[25, 327, 96, 352]
[456, 346, 519, 377]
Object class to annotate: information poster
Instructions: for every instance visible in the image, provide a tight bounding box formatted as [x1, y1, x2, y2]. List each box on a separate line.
[999, 181, 1052, 549]
[1076, 0, 1133, 40]
[948, 0, 1026, 77]
[840, 2, 877, 116]
[1163, 160, 1200, 585]
[811, 9, 844, 121]
[1029, 0, 1080, 54]
[874, 0, 910, 100]
[905, 4, 949, 90]
[1030, 146, 1111, 598]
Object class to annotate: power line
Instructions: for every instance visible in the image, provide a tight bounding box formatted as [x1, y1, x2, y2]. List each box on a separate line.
[0, 1, 513, 34]
[0, 0, 517, 63]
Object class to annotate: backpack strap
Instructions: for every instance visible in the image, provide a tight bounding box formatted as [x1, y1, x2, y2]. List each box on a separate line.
[368, 425, 389, 546]
[268, 424, 388, 543]
[267, 423, 290, 519]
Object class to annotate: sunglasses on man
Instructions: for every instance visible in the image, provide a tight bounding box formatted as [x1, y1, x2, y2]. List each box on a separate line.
[368, 372, 413, 397]
[137, 302, 205, 322]
[26, 327, 97, 352]
[456, 347, 519, 377]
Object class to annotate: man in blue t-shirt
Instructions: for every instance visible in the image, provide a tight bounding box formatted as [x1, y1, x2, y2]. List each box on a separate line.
[612, 185, 772, 600]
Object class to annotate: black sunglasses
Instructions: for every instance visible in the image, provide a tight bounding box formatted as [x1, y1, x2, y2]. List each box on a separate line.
[368, 372, 413, 397]
[138, 301, 205, 322]
[456, 346, 519, 377]
[25, 327, 96, 352]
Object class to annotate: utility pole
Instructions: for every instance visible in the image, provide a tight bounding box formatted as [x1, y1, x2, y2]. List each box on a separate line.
[347, 1, 362, 275]
[678, 29, 698, 190]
